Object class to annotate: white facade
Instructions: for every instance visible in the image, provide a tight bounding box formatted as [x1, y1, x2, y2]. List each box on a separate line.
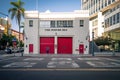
[82, 0, 120, 40]
[24, 10, 89, 54]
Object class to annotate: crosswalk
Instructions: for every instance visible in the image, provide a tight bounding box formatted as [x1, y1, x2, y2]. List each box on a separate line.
[2, 57, 120, 68]
[47, 58, 79, 68]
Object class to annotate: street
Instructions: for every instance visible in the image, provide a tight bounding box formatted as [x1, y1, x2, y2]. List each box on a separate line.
[0, 70, 120, 80]
[0, 53, 120, 80]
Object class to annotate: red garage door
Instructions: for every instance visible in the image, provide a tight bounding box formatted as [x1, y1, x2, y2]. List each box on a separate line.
[40, 37, 54, 54]
[58, 37, 72, 54]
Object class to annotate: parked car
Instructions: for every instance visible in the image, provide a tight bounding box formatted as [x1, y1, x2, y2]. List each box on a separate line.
[4, 48, 12, 54]
[12, 48, 19, 53]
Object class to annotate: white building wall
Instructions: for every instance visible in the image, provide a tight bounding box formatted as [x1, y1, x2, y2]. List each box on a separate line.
[24, 11, 39, 54]
[24, 10, 89, 54]
[98, 12, 104, 37]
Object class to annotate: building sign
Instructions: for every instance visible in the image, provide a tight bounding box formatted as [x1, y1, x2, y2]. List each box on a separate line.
[45, 29, 67, 31]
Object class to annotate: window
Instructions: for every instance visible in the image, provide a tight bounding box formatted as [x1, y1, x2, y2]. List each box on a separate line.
[29, 20, 33, 27]
[110, 16, 112, 26]
[68, 20, 73, 27]
[117, 13, 120, 23]
[40, 21, 50, 28]
[113, 15, 115, 25]
[57, 20, 73, 27]
[105, 0, 107, 6]
[107, 18, 110, 27]
[50, 21, 55, 27]
[80, 20, 84, 27]
[60, 21, 63, 27]
[57, 21, 61, 27]
[108, 0, 111, 5]
[63, 21, 67, 27]
[112, 0, 115, 2]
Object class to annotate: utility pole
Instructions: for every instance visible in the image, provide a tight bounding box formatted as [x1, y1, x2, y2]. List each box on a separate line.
[92, 31, 94, 56]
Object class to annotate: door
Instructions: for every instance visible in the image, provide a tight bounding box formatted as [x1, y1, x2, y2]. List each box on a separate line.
[79, 44, 84, 54]
[58, 37, 72, 54]
[40, 37, 54, 54]
[29, 44, 33, 53]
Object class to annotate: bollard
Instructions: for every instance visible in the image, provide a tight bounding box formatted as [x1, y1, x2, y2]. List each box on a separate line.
[112, 50, 115, 56]
[21, 52, 23, 57]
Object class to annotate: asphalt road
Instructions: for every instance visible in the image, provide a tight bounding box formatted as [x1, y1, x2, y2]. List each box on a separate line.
[0, 54, 120, 80]
[0, 70, 120, 80]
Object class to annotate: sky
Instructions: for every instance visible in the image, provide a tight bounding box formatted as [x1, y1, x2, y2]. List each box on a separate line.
[0, 0, 81, 31]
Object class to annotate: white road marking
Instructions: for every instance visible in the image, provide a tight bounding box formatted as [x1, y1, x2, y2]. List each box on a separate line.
[86, 62, 96, 66]
[104, 58, 120, 62]
[24, 58, 44, 61]
[78, 58, 100, 60]
[47, 58, 79, 68]
[72, 63, 79, 68]
[0, 57, 18, 62]
[86, 61, 120, 67]
[3, 62, 36, 68]
[52, 58, 72, 61]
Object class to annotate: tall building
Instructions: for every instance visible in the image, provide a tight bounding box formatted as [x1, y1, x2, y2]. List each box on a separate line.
[82, 0, 120, 39]
[24, 10, 89, 54]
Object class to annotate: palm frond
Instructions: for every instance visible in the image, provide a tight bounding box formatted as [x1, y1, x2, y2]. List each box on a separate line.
[10, 2, 19, 8]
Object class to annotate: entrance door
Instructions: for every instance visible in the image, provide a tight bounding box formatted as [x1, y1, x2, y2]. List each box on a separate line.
[29, 44, 33, 53]
[79, 44, 84, 54]
[58, 37, 72, 54]
[40, 37, 54, 54]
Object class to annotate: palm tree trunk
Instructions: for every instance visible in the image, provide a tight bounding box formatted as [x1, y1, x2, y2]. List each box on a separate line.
[18, 18, 20, 47]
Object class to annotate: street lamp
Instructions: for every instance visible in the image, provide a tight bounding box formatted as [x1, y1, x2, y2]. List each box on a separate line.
[92, 31, 95, 56]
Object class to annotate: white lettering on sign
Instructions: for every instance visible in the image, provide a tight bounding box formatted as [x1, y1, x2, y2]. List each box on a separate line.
[45, 29, 67, 31]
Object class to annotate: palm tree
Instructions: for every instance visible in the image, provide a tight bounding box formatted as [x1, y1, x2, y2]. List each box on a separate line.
[8, 0, 25, 47]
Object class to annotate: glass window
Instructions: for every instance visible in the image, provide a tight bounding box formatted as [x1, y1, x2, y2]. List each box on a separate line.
[60, 21, 63, 27]
[50, 21, 55, 27]
[112, 0, 115, 2]
[105, 0, 107, 6]
[68, 20, 73, 27]
[57, 20, 73, 27]
[80, 20, 84, 27]
[117, 13, 120, 23]
[29, 20, 33, 27]
[63, 21, 67, 27]
[113, 15, 115, 25]
[108, 0, 111, 5]
[57, 21, 61, 27]
[110, 16, 112, 26]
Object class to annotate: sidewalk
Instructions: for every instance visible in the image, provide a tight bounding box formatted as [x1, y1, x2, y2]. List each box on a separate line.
[22, 52, 120, 57]
[1, 51, 120, 57]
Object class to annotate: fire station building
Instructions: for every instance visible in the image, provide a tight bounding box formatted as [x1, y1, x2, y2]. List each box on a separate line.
[24, 10, 89, 54]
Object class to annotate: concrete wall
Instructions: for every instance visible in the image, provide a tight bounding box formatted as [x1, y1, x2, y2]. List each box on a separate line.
[24, 10, 89, 54]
